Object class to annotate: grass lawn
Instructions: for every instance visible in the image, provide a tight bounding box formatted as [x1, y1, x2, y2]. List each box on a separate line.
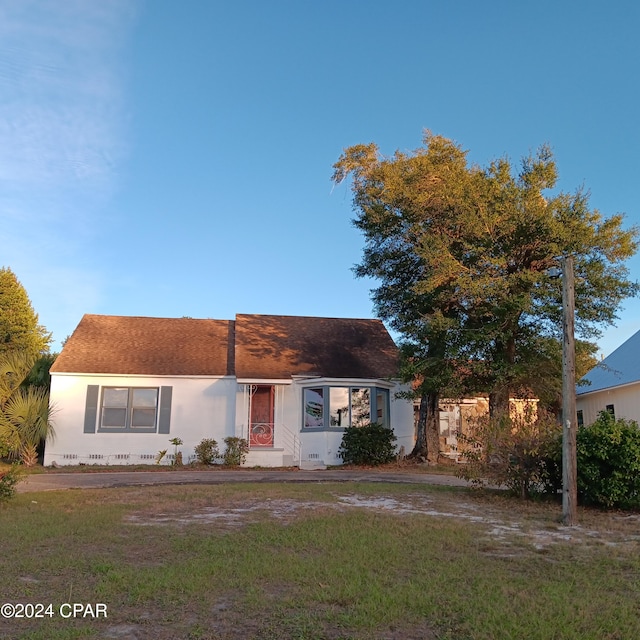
[1, 481, 638, 639]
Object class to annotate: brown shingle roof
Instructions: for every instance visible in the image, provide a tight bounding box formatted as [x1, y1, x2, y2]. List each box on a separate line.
[52, 313, 399, 380]
[51, 315, 234, 376]
[234, 314, 399, 379]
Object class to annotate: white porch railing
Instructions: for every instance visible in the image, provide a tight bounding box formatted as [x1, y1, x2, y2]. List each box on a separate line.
[279, 422, 302, 467]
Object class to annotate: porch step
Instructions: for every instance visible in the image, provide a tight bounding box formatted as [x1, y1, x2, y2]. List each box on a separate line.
[299, 460, 327, 470]
[245, 448, 286, 468]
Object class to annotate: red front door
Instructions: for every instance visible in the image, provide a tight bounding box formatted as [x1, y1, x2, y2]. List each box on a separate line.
[250, 386, 274, 447]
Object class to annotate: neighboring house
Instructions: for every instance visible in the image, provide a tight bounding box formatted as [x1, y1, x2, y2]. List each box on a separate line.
[576, 329, 640, 427]
[44, 314, 414, 467]
[436, 398, 489, 461]
[414, 397, 538, 462]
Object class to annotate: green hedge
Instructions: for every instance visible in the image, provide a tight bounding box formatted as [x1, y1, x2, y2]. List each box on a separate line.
[338, 423, 397, 466]
[543, 411, 640, 509]
[575, 411, 640, 509]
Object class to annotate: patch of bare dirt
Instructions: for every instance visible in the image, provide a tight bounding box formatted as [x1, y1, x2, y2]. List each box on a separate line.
[123, 490, 638, 551]
[124, 499, 332, 529]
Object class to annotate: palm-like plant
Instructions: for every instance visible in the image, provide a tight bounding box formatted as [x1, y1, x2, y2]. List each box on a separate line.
[0, 387, 55, 466]
[0, 352, 55, 466]
[0, 351, 36, 406]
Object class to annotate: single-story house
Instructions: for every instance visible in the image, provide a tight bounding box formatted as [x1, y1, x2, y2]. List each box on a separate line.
[576, 329, 640, 427]
[44, 313, 414, 467]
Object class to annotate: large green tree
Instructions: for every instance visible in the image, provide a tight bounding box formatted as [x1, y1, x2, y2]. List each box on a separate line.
[0, 267, 51, 356]
[333, 133, 638, 460]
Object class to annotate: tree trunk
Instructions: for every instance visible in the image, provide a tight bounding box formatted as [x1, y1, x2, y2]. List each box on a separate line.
[410, 391, 440, 463]
[426, 392, 440, 464]
[411, 393, 428, 458]
[489, 387, 510, 422]
[489, 335, 516, 421]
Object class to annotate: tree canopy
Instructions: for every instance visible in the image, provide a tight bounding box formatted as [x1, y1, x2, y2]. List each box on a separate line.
[333, 133, 638, 458]
[0, 267, 51, 357]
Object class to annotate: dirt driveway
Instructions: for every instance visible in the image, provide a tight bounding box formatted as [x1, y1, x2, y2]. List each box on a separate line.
[17, 468, 470, 492]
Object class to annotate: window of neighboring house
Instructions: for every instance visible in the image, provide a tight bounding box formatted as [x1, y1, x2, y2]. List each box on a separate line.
[606, 404, 615, 419]
[303, 386, 388, 430]
[576, 410, 584, 427]
[100, 387, 159, 432]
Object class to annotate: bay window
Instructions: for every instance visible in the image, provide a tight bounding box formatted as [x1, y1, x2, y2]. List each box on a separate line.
[303, 386, 389, 430]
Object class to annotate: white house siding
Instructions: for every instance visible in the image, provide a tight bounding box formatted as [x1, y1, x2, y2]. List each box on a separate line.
[576, 382, 640, 427]
[44, 374, 237, 466]
[229, 379, 413, 467]
[391, 385, 418, 454]
[45, 375, 415, 468]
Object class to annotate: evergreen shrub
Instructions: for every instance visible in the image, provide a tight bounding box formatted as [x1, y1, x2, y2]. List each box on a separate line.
[194, 438, 220, 465]
[338, 423, 397, 466]
[223, 437, 249, 466]
[0, 464, 22, 505]
[546, 410, 640, 509]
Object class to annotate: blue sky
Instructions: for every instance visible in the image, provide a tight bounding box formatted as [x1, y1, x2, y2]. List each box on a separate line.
[2, 0, 639, 357]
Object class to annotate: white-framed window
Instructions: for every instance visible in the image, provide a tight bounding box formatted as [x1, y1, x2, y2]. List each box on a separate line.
[99, 387, 159, 433]
[303, 386, 389, 430]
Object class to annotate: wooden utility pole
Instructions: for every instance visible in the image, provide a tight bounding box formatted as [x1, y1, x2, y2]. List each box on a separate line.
[562, 255, 577, 526]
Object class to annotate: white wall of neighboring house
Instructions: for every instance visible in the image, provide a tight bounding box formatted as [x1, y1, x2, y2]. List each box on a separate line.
[45, 374, 415, 468]
[576, 382, 640, 427]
